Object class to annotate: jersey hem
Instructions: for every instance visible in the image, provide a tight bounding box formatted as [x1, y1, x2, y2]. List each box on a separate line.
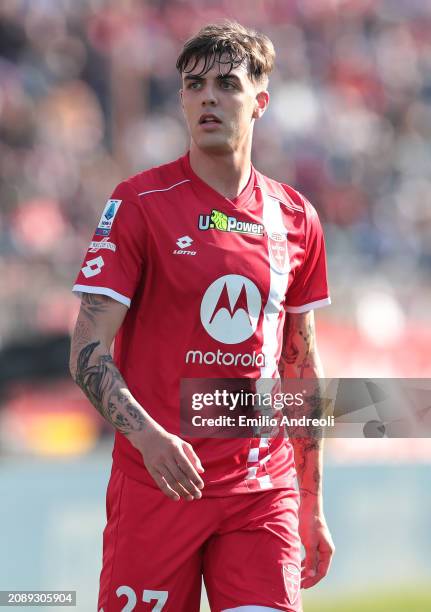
[112, 454, 297, 497]
[72, 284, 131, 307]
[285, 296, 331, 313]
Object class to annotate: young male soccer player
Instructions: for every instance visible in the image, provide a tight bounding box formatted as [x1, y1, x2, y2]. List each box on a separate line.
[70, 21, 334, 612]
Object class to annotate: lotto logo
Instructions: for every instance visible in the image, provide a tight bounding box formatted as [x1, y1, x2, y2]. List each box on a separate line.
[173, 235, 196, 256]
[81, 256, 104, 278]
[176, 235, 193, 249]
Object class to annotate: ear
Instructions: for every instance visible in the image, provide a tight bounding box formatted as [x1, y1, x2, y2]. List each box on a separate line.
[179, 88, 184, 110]
[252, 90, 270, 120]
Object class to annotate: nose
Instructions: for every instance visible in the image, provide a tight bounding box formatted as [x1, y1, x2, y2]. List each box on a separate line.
[201, 85, 217, 107]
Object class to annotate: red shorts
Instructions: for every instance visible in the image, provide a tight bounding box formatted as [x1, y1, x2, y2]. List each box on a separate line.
[98, 466, 303, 612]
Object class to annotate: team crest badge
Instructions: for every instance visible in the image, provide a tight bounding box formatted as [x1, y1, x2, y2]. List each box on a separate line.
[283, 564, 301, 605]
[269, 231, 289, 273]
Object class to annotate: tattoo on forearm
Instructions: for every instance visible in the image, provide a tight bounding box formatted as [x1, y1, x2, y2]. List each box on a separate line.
[297, 465, 321, 499]
[290, 387, 324, 498]
[74, 340, 145, 434]
[285, 381, 324, 441]
[279, 312, 325, 497]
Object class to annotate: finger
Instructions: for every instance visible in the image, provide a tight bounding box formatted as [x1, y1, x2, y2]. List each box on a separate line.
[183, 443, 205, 477]
[301, 549, 318, 589]
[301, 566, 318, 588]
[149, 470, 180, 502]
[317, 546, 335, 579]
[177, 446, 205, 489]
[162, 466, 195, 501]
[165, 459, 202, 499]
[301, 546, 335, 588]
[301, 573, 320, 589]
[301, 548, 318, 574]
[151, 465, 192, 501]
[301, 560, 328, 589]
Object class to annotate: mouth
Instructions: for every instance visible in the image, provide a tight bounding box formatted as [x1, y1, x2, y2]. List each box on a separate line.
[199, 114, 222, 125]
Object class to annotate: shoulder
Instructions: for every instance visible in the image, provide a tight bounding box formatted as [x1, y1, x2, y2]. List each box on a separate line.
[255, 169, 319, 221]
[120, 156, 190, 201]
[103, 157, 189, 233]
[255, 170, 306, 213]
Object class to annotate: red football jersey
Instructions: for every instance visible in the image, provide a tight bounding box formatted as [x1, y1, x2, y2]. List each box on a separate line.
[73, 153, 330, 495]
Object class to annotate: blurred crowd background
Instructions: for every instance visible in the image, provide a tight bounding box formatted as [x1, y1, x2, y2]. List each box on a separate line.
[0, 0, 430, 441]
[1, 0, 430, 376]
[0, 2, 430, 609]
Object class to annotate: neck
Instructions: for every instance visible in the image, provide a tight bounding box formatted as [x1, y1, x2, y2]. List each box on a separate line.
[189, 142, 252, 200]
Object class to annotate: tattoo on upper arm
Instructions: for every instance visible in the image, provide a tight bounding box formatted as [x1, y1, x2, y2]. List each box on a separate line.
[280, 316, 299, 365]
[75, 340, 145, 434]
[280, 312, 316, 377]
[72, 319, 92, 351]
[80, 293, 112, 325]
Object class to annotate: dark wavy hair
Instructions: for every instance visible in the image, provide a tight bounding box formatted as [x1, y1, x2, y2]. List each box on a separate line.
[176, 20, 275, 86]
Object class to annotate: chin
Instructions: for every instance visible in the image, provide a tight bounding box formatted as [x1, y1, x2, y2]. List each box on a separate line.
[194, 135, 234, 155]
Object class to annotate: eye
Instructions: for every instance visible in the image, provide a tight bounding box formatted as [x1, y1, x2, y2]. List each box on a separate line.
[220, 80, 234, 89]
[188, 81, 202, 90]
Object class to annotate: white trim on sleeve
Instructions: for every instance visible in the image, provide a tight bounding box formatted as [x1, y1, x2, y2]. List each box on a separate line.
[285, 296, 331, 313]
[72, 284, 131, 308]
[138, 179, 190, 197]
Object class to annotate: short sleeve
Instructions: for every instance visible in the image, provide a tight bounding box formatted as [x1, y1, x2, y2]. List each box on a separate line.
[285, 198, 331, 313]
[73, 181, 146, 307]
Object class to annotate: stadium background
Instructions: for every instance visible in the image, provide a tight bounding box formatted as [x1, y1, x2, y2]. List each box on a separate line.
[0, 0, 430, 610]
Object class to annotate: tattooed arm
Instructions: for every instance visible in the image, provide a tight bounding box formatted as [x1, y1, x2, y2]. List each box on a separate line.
[279, 310, 324, 500]
[69, 293, 204, 501]
[69, 294, 147, 435]
[280, 311, 334, 588]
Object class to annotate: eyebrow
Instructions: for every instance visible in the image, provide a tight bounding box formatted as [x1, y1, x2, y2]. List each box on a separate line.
[183, 73, 242, 84]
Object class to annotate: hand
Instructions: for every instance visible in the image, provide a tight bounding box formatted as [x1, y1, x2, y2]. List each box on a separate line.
[128, 424, 205, 502]
[298, 502, 335, 589]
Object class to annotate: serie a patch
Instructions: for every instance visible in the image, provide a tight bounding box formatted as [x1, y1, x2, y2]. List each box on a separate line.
[95, 199, 122, 236]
